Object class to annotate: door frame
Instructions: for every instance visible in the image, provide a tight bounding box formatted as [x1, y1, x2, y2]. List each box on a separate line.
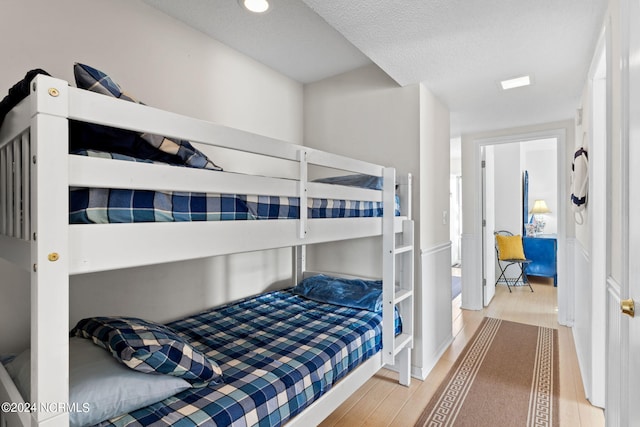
[463, 128, 568, 322]
[607, 0, 638, 423]
[587, 22, 608, 409]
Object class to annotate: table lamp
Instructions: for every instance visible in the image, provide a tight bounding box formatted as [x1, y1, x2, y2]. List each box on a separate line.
[529, 199, 550, 235]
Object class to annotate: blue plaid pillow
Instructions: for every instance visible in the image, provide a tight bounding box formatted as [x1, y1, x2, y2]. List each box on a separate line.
[73, 62, 222, 171]
[71, 317, 222, 386]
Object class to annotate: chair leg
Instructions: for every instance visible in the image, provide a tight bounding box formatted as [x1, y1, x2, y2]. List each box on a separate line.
[496, 267, 512, 292]
[522, 266, 534, 292]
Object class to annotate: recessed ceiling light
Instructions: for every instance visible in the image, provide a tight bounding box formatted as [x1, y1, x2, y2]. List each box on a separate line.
[500, 75, 531, 90]
[239, 0, 270, 13]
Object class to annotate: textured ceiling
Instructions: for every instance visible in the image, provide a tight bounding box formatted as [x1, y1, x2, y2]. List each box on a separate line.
[141, 0, 371, 83]
[143, 0, 608, 135]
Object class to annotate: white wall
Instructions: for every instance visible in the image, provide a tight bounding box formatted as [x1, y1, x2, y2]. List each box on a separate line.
[486, 139, 558, 238]
[0, 0, 303, 354]
[493, 143, 523, 234]
[522, 138, 558, 234]
[569, 11, 608, 408]
[462, 121, 575, 240]
[491, 144, 523, 283]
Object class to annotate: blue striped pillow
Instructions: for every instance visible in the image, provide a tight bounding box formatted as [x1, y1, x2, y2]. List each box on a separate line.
[71, 317, 222, 386]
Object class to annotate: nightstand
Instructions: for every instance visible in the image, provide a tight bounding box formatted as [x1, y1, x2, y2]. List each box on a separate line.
[523, 235, 557, 286]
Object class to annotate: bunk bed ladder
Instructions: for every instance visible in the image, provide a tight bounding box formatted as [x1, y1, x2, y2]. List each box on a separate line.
[382, 168, 414, 386]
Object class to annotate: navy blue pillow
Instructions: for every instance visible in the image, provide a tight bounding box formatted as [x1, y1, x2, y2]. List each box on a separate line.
[313, 174, 384, 190]
[73, 62, 222, 171]
[69, 121, 191, 165]
[71, 317, 222, 386]
[293, 274, 383, 312]
[0, 69, 51, 128]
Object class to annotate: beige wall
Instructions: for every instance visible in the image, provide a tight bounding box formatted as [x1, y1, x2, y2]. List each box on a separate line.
[303, 66, 452, 374]
[0, 0, 303, 354]
[419, 84, 451, 248]
[303, 64, 421, 278]
[1, 0, 303, 143]
[302, 65, 451, 272]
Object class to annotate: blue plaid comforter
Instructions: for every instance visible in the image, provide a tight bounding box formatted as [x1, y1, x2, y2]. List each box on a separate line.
[98, 290, 401, 426]
[69, 150, 396, 224]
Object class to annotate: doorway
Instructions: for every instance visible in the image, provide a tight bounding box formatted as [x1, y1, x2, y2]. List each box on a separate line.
[481, 138, 559, 306]
[461, 127, 568, 319]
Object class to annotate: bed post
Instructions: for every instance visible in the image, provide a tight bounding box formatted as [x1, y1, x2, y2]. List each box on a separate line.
[292, 245, 306, 285]
[382, 168, 396, 366]
[29, 75, 70, 426]
[297, 149, 308, 240]
[293, 147, 309, 286]
[383, 168, 414, 385]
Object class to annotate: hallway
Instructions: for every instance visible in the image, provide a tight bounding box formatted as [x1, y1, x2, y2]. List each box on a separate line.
[320, 278, 605, 426]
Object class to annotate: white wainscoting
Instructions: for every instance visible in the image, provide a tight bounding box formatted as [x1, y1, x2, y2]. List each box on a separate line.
[572, 239, 594, 402]
[606, 277, 622, 426]
[560, 238, 576, 327]
[410, 241, 454, 379]
[570, 237, 606, 408]
[461, 233, 483, 310]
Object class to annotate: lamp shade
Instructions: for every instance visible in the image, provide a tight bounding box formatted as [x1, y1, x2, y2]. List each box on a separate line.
[530, 199, 551, 214]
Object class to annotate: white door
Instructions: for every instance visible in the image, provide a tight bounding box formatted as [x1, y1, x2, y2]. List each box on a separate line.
[625, 0, 640, 423]
[482, 146, 496, 306]
[606, 0, 640, 424]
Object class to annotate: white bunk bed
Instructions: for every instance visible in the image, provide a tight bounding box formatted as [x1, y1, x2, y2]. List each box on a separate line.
[0, 74, 414, 427]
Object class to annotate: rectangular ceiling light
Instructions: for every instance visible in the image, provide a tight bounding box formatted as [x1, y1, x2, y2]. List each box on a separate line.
[500, 75, 531, 90]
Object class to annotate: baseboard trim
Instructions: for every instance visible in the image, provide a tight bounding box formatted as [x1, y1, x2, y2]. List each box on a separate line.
[414, 334, 454, 380]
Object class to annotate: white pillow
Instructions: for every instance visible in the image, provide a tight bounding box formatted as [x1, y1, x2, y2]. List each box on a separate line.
[4, 337, 191, 426]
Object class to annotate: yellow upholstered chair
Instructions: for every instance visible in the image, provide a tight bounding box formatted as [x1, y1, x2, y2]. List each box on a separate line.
[494, 230, 533, 292]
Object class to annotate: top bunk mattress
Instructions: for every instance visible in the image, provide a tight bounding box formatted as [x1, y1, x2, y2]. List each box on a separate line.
[70, 150, 400, 224]
[97, 289, 401, 426]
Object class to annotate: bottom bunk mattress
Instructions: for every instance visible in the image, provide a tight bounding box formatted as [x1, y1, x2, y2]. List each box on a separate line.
[95, 289, 401, 426]
[69, 151, 398, 224]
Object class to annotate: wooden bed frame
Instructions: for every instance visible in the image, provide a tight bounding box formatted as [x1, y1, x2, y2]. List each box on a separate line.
[0, 74, 414, 427]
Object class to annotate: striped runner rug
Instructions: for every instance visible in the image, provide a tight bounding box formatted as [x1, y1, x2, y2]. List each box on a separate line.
[415, 317, 559, 427]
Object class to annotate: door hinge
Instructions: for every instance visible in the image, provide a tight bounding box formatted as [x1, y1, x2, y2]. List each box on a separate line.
[481, 160, 486, 168]
[482, 219, 486, 227]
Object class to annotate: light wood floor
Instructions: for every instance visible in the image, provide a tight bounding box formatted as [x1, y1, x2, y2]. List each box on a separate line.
[319, 276, 605, 426]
